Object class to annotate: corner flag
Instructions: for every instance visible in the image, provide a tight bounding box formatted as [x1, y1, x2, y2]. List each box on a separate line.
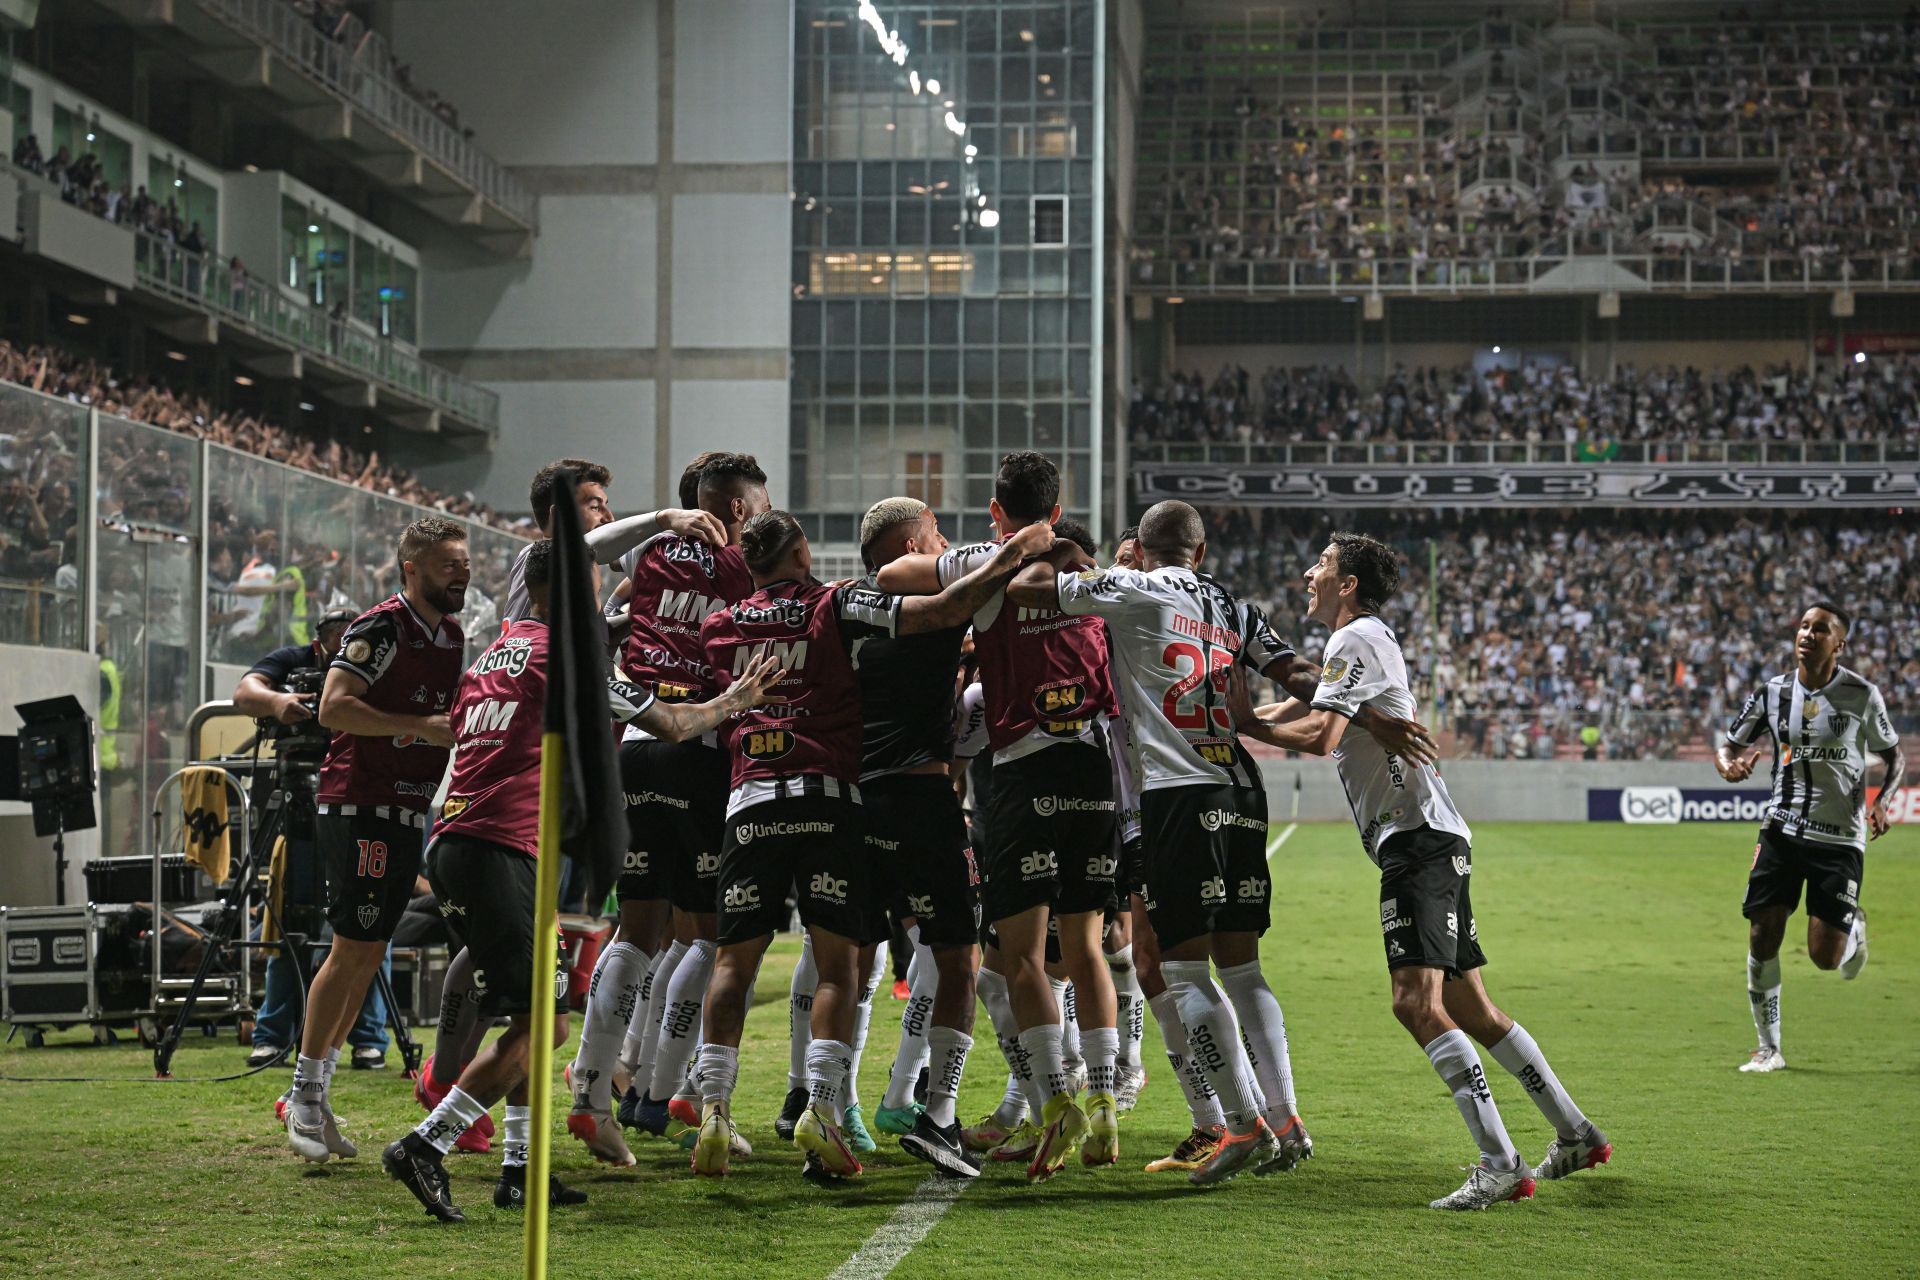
[524, 472, 626, 1279]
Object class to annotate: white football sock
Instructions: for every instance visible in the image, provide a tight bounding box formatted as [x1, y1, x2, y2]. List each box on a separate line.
[925, 1027, 972, 1128]
[1161, 959, 1259, 1136]
[1489, 1023, 1590, 1143]
[632, 940, 688, 1086]
[1217, 959, 1298, 1120]
[502, 1105, 531, 1168]
[787, 931, 818, 1092]
[571, 941, 647, 1113]
[882, 930, 937, 1110]
[976, 968, 1030, 1126]
[1084, 1025, 1120, 1096]
[647, 939, 714, 1101]
[1107, 944, 1145, 1071]
[1425, 1028, 1519, 1169]
[615, 945, 666, 1080]
[1149, 989, 1223, 1129]
[1017, 1023, 1069, 1103]
[1840, 916, 1863, 967]
[806, 1038, 854, 1123]
[695, 1042, 739, 1106]
[1052, 978, 1082, 1068]
[846, 943, 884, 1108]
[1747, 952, 1782, 1051]
[414, 1085, 487, 1155]
[292, 1054, 328, 1125]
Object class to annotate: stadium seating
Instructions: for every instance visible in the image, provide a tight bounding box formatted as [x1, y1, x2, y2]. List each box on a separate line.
[1133, 13, 1920, 289]
[1130, 356, 1920, 445]
[1196, 507, 1920, 762]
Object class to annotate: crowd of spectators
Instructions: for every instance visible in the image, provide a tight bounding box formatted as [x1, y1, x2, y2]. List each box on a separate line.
[1130, 355, 1920, 447]
[1199, 507, 1920, 762]
[1136, 14, 1920, 274]
[0, 340, 513, 530]
[287, 0, 476, 141]
[10, 134, 212, 255]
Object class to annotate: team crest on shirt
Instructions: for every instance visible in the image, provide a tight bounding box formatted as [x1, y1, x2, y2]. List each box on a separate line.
[1321, 657, 1349, 684]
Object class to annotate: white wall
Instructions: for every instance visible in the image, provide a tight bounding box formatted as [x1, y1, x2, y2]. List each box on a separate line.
[389, 0, 791, 514]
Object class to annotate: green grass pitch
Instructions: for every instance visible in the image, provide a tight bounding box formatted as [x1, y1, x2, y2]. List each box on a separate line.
[2, 821, 1915, 1278]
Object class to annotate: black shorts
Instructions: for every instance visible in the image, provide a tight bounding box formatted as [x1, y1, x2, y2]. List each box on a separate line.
[426, 833, 565, 1018]
[318, 807, 426, 942]
[863, 773, 980, 950]
[1743, 825, 1864, 931]
[1139, 783, 1271, 951]
[617, 737, 727, 914]
[981, 915, 1063, 965]
[981, 743, 1118, 924]
[1376, 825, 1486, 978]
[717, 795, 883, 947]
[1119, 831, 1148, 902]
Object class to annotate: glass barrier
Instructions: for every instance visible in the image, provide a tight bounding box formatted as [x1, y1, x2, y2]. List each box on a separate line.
[95, 413, 203, 857]
[0, 382, 88, 649]
[135, 231, 500, 434]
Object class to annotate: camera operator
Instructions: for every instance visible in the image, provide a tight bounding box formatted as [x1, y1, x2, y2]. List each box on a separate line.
[283, 517, 467, 1164]
[231, 608, 398, 1071]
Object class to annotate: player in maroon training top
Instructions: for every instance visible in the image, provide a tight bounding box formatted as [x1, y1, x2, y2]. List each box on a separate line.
[876, 452, 1127, 1182]
[685, 509, 1054, 1181]
[285, 516, 468, 1164]
[573, 453, 769, 1142]
[382, 538, 782, 1222]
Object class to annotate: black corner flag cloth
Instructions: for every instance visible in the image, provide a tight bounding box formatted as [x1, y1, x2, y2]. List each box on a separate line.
[543, 473, 627, 905]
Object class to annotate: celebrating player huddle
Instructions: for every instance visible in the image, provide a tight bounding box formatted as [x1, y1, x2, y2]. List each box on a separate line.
[276, 445, 1901, 1221]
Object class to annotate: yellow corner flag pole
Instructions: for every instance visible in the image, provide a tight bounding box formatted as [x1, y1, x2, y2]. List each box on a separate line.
[523, 732, 567, 1280]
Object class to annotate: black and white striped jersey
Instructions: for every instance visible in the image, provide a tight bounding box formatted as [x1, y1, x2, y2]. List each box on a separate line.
[1726, 666, 1898, 850]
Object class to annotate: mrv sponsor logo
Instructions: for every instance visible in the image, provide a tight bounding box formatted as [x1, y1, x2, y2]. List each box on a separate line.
[1588, 787, 1772, 823]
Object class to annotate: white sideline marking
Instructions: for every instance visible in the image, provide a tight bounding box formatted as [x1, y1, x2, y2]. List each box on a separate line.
[1266, 822, 1299, 861]
[828, 1173, 969, 1280]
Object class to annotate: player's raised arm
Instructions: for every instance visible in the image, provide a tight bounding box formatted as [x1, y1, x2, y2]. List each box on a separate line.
[1716, 685, 1770, 782]
[1005, 539, 1102, 610]
[898, 521, 1056, 634]
[873, 549, 945, 594]
[613, 652, 784, 743]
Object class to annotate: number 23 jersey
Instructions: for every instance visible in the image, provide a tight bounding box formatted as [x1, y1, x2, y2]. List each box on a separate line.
[1055, 564, 1291, 791]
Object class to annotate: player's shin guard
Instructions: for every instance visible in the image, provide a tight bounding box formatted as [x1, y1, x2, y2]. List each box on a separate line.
[572, 941, 648, 1115]
[1488, 1023, 1590, 1142]
[1424, 1028, 1520, 1169]
[882, 930, 937, 1112]
[1217, 960, 1298, 1120]
[647, 940, 714, 1102]
[788, 931, 818, 1091]
[1161, 960, 1259, 1135]
[1747, 952, 1782, 1051]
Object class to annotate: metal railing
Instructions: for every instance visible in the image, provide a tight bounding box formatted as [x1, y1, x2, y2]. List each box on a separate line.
[1128, 439, 1920, 467]
[194, 0, 538, 229]
[133, 231, 499, 433]
[1131, 250, 1920, 296]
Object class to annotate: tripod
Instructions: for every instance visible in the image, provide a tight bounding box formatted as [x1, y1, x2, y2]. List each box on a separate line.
[152, 759, 420, 1079]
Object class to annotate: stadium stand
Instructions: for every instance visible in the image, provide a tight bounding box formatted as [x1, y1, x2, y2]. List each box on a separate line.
[1129, 356, 1920, 445]
[0, 341, 515, 531]
[1197, 507, 1920, 762]
[1133, 12, 1920, 291]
